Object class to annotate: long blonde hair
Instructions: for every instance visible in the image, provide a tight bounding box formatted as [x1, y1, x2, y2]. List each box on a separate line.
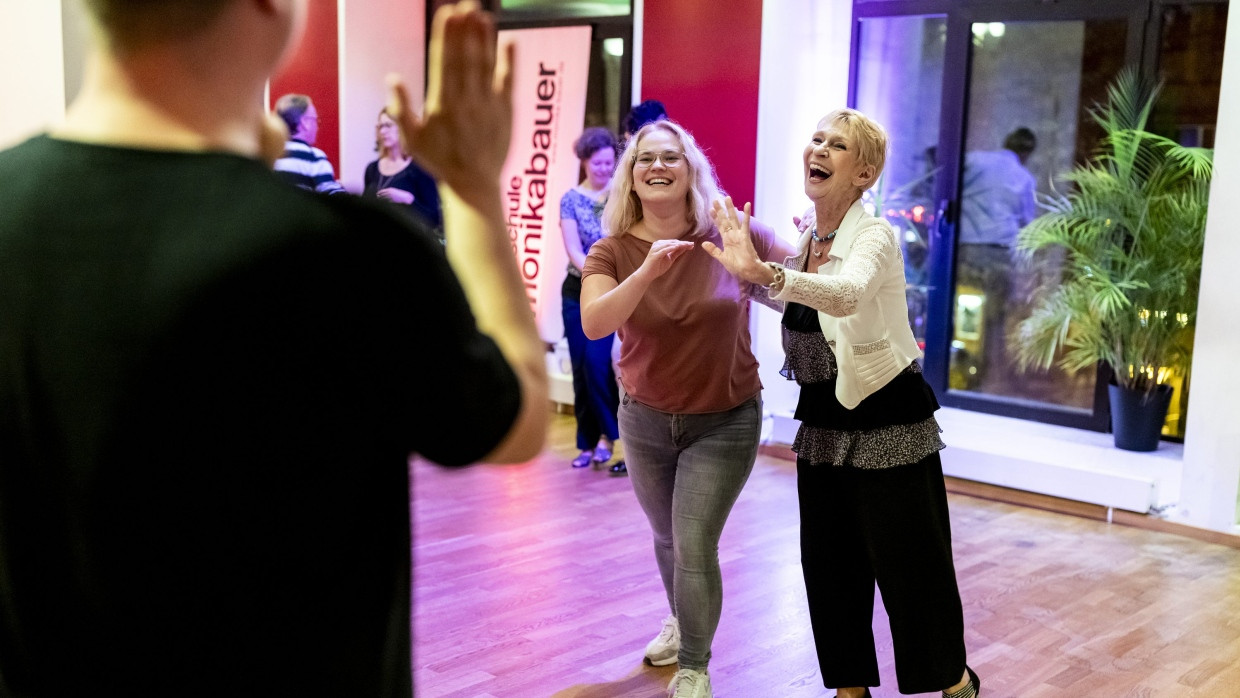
[600, 120, 724, 239]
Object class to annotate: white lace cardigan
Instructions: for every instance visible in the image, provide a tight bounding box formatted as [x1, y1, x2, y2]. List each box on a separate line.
[769, 199, 923, 409]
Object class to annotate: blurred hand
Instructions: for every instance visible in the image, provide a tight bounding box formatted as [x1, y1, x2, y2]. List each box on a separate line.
[385, 1, 513, 203]
[377, 187, 415, 205]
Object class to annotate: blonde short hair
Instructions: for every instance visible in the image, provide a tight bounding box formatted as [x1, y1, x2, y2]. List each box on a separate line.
[601, 120, 724, 239]
[819, 108, 888, 191]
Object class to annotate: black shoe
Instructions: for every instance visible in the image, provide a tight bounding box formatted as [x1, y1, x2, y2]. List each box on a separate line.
[944, 667, 980, 698]
[609, 460, 627, 476]
[967, 665, 981, 697]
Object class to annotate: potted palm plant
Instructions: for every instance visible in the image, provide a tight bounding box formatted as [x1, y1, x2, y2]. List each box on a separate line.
[1012, 68, 1213, 451]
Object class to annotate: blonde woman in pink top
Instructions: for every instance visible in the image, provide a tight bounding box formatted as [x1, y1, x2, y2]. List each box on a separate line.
[580, 119, 795, 698]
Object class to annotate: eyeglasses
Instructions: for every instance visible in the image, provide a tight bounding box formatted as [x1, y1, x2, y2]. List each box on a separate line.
[634, 150, 684, 168]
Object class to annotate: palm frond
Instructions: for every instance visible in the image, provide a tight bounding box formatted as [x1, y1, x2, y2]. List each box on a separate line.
[1012, 68, 1212, 391]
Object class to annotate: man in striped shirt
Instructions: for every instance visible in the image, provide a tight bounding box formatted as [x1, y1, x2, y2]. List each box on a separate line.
[273, 93, 347, 194]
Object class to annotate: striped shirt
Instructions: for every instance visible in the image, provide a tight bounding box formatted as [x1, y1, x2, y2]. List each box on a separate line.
[273, 139, 347, 194]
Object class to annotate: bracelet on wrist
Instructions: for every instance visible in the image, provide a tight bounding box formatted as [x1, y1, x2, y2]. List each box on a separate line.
[765, 262, 785, 291]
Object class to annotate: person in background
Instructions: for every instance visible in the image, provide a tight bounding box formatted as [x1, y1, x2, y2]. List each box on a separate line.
[365, 107, 444, 241]
[703, 108, 980, 698]
[273, 92, 348, 194]
[956, 127, 1038, 391]
[0, 2, 547, 696]
[622, 99, 668, 143]
[560, 126, 624, 474]
[581, 119, 796, 698]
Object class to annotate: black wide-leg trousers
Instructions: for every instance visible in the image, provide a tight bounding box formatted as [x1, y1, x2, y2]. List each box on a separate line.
[797, 451, 967, 694]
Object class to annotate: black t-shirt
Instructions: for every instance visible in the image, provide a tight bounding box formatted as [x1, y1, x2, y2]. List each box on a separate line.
[0, 136, 521, 696]
[363, 159, 444, 235]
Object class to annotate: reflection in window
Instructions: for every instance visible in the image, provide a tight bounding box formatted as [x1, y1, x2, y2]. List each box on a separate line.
[950, 19, 1127, 413]
[855, 15, 947, 348]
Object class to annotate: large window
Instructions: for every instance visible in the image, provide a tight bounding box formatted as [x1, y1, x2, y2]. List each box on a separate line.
[851, 0, 1227, 438]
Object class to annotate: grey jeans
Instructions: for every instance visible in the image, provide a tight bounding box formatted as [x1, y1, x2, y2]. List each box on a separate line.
[619, 392, 762, 671]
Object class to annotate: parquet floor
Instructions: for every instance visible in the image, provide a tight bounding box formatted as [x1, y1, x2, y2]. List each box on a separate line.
[412, 414, 1240, 697]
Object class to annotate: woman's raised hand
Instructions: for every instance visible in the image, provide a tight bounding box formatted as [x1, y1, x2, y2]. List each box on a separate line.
[704, 197, 767, 284]
[386, 1, 513, 206]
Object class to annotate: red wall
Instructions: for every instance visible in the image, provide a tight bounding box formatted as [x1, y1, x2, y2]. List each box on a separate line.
[641, 0, 764, 211]
[270, 1, 341, 171]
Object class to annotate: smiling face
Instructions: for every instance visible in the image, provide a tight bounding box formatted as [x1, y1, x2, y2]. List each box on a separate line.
[631, 128, 689, 207]
[802, 118, 876, 205]
[585, 147, 616, 190]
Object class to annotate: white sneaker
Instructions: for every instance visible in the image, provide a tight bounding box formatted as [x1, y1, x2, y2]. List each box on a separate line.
[667, 668, 712, 698]
[644, 614, 679, 666]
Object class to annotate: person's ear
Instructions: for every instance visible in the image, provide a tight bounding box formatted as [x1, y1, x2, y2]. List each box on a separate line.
[854, 164, 876, 188]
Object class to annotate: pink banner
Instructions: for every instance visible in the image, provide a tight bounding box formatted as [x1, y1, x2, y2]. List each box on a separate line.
[497, 26, 592, 344]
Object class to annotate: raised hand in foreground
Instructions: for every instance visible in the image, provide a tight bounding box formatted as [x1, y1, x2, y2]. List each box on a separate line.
[386, 1, 547, 464]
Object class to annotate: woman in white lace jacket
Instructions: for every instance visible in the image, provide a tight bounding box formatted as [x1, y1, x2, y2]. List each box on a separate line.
[704, 109, 981, 698]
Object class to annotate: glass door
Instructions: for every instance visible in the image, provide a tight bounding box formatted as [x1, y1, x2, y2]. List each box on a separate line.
[948, 13, 1133, 425]
[852, 0, 1147, 430]
[853, 15, 948, 351]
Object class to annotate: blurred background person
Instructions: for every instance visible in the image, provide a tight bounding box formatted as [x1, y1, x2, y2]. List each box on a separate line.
[364, 107, 444, 243]
[560, 126, 624, 474]
[956, 127, 1038, 392]
[273, 93, 348, 194]
[622, 98, 668, 143]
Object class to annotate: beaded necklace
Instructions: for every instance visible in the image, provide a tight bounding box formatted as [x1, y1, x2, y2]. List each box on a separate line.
[810, 227, 838, 259]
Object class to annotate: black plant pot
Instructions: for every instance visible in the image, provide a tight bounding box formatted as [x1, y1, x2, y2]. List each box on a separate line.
[1108, 382, 1173, 452]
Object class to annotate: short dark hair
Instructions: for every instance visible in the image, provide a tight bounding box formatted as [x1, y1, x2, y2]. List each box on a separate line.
[81, 0, 233, 48]
[1003, 127, 1037, 156]
[624, 100, 668, 136]
[573, 127, 617, 161]
[274, 94, 313, 136]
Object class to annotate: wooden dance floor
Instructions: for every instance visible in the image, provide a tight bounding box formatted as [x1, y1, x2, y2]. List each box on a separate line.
[412, 414, 1240, 697]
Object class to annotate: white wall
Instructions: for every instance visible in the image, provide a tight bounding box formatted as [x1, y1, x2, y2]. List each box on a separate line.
[338, 0, 426, 193]
[0, 2, 67, 148]
[754, 0, 854, 421]
[1180, 3, 1240, 533]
